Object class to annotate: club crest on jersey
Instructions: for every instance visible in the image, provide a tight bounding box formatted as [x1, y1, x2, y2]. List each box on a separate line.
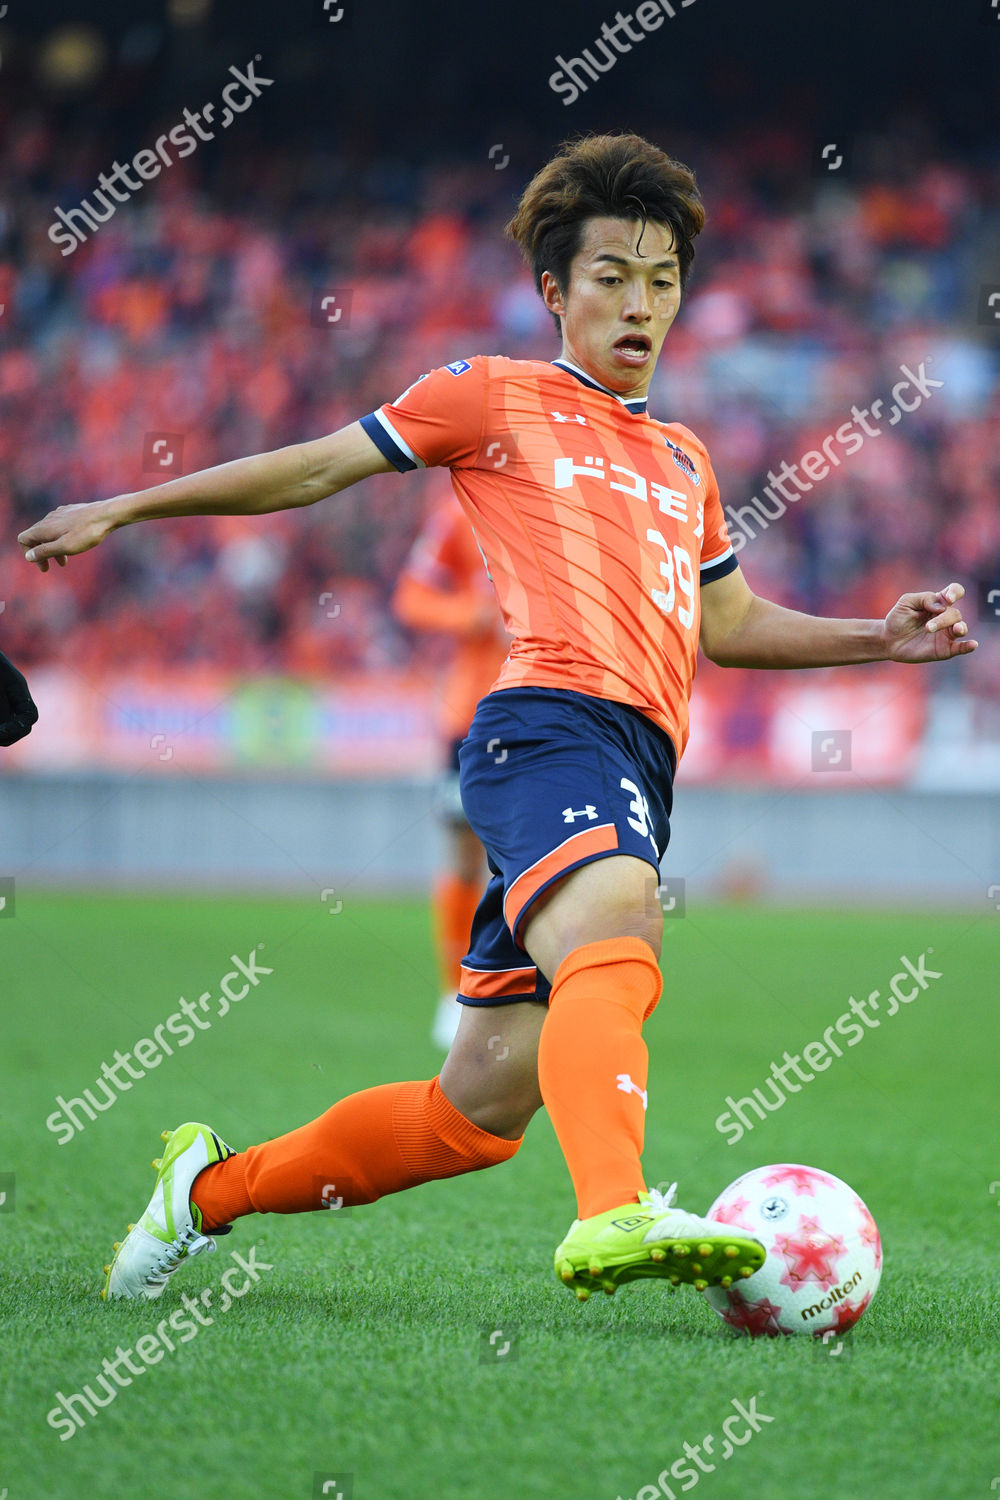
[662, 437, 701, 485]
[446, 359, 472, 376]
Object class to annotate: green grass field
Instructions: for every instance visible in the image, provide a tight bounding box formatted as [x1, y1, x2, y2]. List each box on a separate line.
[2, 891, 997, 1500]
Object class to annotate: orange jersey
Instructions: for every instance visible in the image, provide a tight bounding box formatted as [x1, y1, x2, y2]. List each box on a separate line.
[392, 495, 509, 740]
[361, 356, 736, 758]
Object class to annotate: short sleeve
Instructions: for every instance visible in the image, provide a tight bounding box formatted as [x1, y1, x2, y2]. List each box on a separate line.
[360, 357, 488, 472]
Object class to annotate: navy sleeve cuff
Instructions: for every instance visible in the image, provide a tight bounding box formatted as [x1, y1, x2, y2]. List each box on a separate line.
[359, 412, 418, 473]
[700, 550, 740, 586]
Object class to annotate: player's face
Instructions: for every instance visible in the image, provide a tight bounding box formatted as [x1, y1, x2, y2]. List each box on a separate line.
[541, 216, 681, 399]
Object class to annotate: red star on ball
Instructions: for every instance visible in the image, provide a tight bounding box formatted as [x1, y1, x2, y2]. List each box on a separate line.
[760, 1164, 833, 1196]
[719, 1293, 787, 1337]
[854, 1197, 882, 1269]
[711, 1193, 753, 1229]
[830, 1291, 871, 1332]
[775, 1215, 849, 1289]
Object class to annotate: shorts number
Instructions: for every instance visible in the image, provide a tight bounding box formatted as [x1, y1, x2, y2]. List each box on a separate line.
[646, 531, 695, 628]
[620, 777, 658, 858]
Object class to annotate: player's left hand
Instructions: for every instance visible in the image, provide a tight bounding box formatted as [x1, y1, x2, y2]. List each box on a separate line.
[882, 583, 978, 663]
[0, 649, 39, 746]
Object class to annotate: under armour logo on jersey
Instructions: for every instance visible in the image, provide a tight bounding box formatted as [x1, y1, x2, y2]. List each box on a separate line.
[616, 1073, 648, 1110]
[550, 411, 588, 424]
[562, 804, 597, 823]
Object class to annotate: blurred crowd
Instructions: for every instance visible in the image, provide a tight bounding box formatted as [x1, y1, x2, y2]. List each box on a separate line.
[1, 112, 998, 696]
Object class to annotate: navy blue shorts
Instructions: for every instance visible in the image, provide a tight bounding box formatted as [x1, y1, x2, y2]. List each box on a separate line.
[456, 687, 676, 1007]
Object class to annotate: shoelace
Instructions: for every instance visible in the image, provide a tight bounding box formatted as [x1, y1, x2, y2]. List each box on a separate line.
[149, 1225, 217, 1282]
[645, 1183, 678, 1214]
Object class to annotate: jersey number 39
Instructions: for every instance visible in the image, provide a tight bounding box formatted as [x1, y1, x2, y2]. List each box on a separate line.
[645, 530, 695, 628]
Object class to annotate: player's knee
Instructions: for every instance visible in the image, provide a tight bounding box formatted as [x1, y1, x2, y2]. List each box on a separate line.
[442, 1070, 542, 1140]
[439, 1054, 542, 1141]
[563, 925, 661, 977]
[528, 910, 662, 980]
[594, 910, 662, 962]
[460, 1090, 541, 1141]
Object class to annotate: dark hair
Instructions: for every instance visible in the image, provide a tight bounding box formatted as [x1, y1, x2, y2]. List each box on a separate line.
[506, 132, 705, 333]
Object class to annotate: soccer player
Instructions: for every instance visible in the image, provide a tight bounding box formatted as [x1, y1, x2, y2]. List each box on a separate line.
[0, 650, 38, 747]
[19, 134, 977, 1305]
[391, 490, 509, 1049]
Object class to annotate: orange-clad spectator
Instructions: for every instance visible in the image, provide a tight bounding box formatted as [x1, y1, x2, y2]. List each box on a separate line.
[392, 491, 509, 1047]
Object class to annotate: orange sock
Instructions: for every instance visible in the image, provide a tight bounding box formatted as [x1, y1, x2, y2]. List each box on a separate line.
[432, 872, 482, 991]
[536, 936, 662, 1220]
[191, 1076, 520, 1229]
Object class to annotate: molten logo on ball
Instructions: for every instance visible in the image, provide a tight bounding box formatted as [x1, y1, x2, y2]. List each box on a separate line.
[701, 1163, 882, 1337]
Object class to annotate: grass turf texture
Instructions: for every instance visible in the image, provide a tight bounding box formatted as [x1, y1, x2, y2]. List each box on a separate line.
[1, 891, 997, 1500]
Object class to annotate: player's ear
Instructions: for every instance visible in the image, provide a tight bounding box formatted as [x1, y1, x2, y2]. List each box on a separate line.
[540, 270, 566, 321]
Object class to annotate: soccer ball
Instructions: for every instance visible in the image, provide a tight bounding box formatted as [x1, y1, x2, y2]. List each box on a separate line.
[702, 1163, 882, 1337]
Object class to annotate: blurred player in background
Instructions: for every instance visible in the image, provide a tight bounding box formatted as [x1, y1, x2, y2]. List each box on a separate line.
[0, 651, 38, 747]
[392, 492, 509, 1050]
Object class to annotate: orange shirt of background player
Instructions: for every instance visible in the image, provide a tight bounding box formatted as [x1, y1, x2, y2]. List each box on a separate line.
[393, 493, 509, 743]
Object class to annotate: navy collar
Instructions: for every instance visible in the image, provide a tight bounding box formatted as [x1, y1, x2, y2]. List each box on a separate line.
[552, 358, 648, 415]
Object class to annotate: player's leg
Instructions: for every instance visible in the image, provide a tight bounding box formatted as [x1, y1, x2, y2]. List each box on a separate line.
[103, 1059, 527, 1300]
[458, 687, 766, 1300]
[199, 968, 544, 1235]
[522, 852, 662, 1215]
[522, 851, 661, 976]
[522, 858, 763, 1299]
[439, 997, 545, 1139]
[103, 896, 533, 1300]
[104, 877, 538, 1301]
[457, 689, 667, 1220]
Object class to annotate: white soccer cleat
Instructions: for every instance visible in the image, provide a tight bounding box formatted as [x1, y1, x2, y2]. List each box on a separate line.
[102, 1121, 236, 1301]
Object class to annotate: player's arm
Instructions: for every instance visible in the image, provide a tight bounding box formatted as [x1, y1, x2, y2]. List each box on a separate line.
[699, 565, 978, 667]
[18, 421, 394, 572]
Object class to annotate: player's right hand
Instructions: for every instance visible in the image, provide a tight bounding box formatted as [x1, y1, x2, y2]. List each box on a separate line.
[18, 499, 121, 572]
